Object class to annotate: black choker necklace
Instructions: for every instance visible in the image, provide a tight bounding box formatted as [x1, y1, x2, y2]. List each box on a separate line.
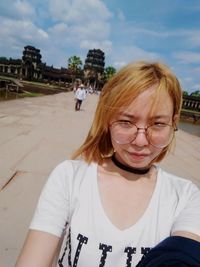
[111, 154, 151, 175]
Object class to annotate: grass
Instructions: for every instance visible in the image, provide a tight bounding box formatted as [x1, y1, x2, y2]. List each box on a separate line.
[0, 90, 43, 101]
[0, 75, 67, 90]
[181, 108, 200, 115]
[18, 91, 44, 97]
[21, 80, 54, 88]
[0, 75, 18, 80]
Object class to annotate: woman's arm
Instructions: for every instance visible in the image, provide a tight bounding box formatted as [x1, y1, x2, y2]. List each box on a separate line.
[15, 229, 61, 267]
[172, 231, 200, 242]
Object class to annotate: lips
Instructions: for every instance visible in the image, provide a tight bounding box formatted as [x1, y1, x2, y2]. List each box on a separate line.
[127, 151, 150, 160]
[128, 151, 149, 157]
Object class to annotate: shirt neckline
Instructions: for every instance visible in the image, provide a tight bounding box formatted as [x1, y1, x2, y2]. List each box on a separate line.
[93, 163, 161, 236]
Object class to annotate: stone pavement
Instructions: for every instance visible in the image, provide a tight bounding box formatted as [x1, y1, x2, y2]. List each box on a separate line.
[0, 92, 199, 267]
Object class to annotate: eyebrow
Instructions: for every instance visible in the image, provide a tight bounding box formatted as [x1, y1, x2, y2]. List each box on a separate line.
[117, 113, 135, 119]
[117, 112, 171, 120]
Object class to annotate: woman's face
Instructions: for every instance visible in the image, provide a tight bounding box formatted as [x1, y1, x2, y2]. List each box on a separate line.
[109, 85, 175, 168]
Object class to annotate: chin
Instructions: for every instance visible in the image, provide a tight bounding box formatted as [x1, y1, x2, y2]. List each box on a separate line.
[124, 155, 151, 169]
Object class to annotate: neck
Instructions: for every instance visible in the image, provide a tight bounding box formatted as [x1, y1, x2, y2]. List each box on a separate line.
[111, 154, 151, 175]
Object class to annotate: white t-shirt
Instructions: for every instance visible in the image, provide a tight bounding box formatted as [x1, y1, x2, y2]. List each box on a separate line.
[30, 160, 200, 267]
[75, 88, 86, 101]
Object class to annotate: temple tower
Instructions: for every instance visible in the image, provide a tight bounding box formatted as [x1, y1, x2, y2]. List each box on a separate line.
[84, 49, 105, 89]
[21, 46, 42, 80]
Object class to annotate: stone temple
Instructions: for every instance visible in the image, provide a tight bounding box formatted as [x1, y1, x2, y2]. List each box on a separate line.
[0, 46, 105, 89]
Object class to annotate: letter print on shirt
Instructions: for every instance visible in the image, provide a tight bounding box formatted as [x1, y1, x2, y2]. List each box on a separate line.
[99, 243, 112, 267]
[58, 228, 151, 266]
[58, 229, 88, 267]
[124, 247, 136, 266]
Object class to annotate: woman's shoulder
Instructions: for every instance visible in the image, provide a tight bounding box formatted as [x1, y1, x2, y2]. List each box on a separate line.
[53, 159, 94, 173]
[42, 159, 96, 199]
[49, 159, 96, 183]
[157, 167, 199, 196]
[155, 168, 200, 221]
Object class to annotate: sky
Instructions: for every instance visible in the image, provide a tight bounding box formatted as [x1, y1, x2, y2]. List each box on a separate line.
[0, 0, 200, 93]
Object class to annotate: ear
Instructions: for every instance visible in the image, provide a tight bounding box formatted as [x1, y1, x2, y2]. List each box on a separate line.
[173, 114, 179, 126]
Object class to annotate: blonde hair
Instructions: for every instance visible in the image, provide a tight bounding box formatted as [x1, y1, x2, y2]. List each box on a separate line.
[71, 61, 182, 164]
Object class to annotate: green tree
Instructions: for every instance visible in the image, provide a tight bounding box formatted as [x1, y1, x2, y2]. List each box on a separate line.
[68, 56, 82, 72]
[190, 90, 200, 97]
[183, 91, 188, 96]
[103, 66, 116, 82]
[0, 57, 8, 61]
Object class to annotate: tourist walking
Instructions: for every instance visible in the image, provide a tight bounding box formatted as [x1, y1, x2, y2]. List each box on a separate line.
[74, 84, 86, 111]
[16, 61, 200, 267]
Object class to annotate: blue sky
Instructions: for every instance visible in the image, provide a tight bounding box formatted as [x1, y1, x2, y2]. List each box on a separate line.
[0, 0, 200, 93]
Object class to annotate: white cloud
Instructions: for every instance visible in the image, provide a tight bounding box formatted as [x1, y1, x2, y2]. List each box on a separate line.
[49, 0, 112, 23]
[49, 0, 112, 40]
[183, 77, 193, 82]
[47, 20, 111, 53]
[0, 0, 35, 19]
[113, 61, 126, 69]
[105, 44, 162, 72]
[110, 45, 160, 68]
[48, 0, 71, 21]
[118, 25, 177, 39]
[14, 0, 35, 17]
[48, 23, 69, 38]
[174, 65, 200, 93]
[0, 0, 111, 67]
[80, 40, 112, 54]
[120, 26, 200, 49]
[192, 67, 200, 73]
[193, 84, 200, 89]
[0, 0, 199, 93]
[117, 9, 125, 22]
[0, 16, 49, 59]
[188, 34, 200, 47]
[71, 22, 110, 40]
[46, 0, 112, 59]
[0, 17, 48, 41]
[173, 51, 200, 64]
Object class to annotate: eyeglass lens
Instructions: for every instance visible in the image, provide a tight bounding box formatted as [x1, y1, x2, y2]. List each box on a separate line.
[111, 123, 175, 148]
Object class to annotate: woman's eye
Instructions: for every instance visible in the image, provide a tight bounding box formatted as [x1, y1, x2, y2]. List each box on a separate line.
[118, 120, 131, 124]
[117, 120, 133, 127]
[152, 122, 167, 128]
[154, 122, 166, 126]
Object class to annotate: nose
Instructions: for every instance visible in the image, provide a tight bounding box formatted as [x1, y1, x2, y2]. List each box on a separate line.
[131, 129, 149, 147]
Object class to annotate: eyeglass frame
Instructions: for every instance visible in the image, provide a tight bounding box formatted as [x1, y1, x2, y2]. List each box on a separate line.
[109, 121, 178, 148]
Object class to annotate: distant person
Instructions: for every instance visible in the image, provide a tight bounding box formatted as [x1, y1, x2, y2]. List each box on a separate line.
[74, 84, 86, 111]
[88, 85, 94, 94]
[16, 61, 200, 267]
[73, 85, 77, 94]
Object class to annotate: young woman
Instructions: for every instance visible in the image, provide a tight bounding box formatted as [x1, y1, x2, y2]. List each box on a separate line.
[16, 61, 200, 267]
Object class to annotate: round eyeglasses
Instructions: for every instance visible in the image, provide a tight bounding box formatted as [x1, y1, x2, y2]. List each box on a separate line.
[110, 121, 177, 148]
